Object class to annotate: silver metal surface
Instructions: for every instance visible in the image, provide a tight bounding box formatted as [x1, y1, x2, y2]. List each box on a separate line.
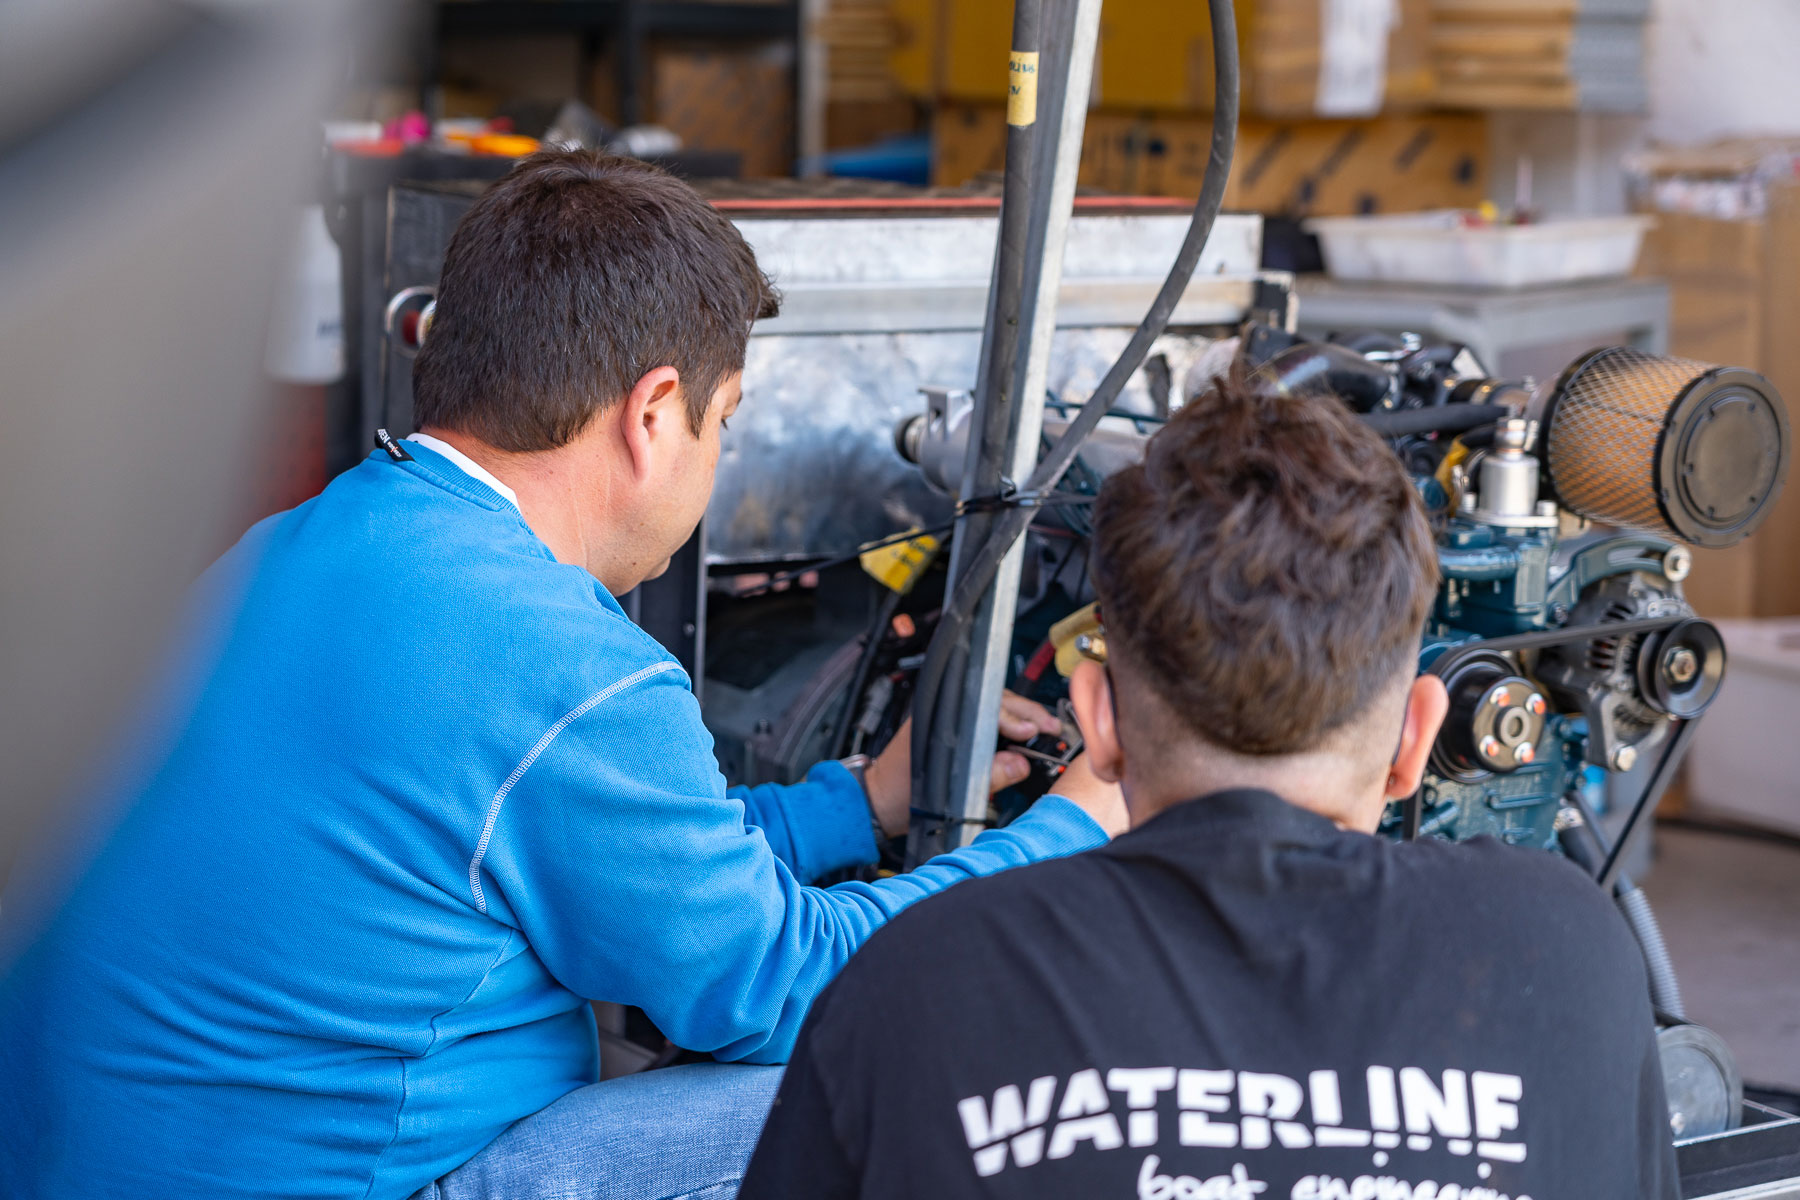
[1665, 545, 1693, 582]
[717, 326, 1231, 564]
[1294, 276, 1670, 376]
[741, 213, 1263, 336]
[750, 275, 1261, 335]
[1471, 417, 1556, 527]
[1480, 444, 1539, 516]
[896, 386, 976, 493]
[382, 285, 436, 358]
[944, 0, 1106, 846]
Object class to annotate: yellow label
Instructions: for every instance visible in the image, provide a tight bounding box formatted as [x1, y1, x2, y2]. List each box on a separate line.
[1007, 51, 1039, 126]
[859, 532, 942, 595]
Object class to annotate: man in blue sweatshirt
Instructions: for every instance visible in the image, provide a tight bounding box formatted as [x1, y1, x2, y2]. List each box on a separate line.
[0, 151, 1125, 1200]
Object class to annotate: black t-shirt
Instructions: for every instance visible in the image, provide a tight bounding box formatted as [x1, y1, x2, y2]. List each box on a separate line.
[741, 788, 1677, 1200]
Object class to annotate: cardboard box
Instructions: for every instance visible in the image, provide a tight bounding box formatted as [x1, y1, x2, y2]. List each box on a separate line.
[932, 101, 1010, 183]
[1428, 0, 1647, 113]
[895, 0, 1432, 118]
[1635, 173, 1800, 619]
[817, 0, 907, 104]
[934, 102, 1486, 218]
[1233, 0, 1435, 117]
[825, 98, 921, 151]
[652, 40, 795, 178]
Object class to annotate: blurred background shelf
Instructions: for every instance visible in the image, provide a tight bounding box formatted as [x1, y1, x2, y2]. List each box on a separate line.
[422, 0, 801, 132]
[436, 1, 799, 39]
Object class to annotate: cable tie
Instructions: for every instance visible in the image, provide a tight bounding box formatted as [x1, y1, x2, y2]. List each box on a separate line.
[955, 489, 1093, 516]
[907, 807, 993, 828]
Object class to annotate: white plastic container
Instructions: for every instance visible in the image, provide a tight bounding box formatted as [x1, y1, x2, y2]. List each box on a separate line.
[1305, 211, 1654, 288]
[264, 204, 344, 384]
[1686, 618, 1800, 838]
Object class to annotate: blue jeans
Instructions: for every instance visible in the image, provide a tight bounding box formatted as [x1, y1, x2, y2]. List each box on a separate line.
[411, 1063, 785, 1200]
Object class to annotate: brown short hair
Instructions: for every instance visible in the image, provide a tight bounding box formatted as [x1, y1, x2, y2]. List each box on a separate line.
[413, 151, 778, 449]
[1090, 368, 1439, 756]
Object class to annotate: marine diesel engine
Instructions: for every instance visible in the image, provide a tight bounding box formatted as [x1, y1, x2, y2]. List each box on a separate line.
[1241, 331, 1789, 866]
[893, 331, 1788, 878]
[720, 329, 1786, 1137]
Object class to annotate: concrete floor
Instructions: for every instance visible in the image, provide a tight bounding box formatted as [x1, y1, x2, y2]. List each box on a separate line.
[1644, 825, 1800, 1090]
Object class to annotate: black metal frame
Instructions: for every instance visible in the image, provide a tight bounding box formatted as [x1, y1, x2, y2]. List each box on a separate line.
[1678, 1104, 1800, 1198]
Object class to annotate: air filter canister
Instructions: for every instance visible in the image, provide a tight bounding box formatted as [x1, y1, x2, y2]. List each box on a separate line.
[1542, 347, 1790, 548]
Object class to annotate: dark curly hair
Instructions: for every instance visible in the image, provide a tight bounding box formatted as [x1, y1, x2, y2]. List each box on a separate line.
[1089, 366, 1439, 756]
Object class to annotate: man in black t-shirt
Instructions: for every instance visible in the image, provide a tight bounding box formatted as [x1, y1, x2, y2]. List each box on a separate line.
[741, 371, 1678, 1200]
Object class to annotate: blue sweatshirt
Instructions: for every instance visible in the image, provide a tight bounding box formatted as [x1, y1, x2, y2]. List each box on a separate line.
[0, 444, 1106, 1200]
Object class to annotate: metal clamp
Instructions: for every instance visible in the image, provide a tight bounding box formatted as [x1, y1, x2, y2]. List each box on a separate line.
[382, 285, 438, 360]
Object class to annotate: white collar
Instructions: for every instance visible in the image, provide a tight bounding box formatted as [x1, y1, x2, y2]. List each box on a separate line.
[406, 433, 521, 512]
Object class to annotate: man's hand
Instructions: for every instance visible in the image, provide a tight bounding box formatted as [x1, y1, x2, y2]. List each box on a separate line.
[860, 692, 1064, 840]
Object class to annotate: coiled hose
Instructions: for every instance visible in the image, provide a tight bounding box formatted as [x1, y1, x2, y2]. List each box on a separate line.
[1561, 805, 1686, 1020]
[1617, 881, 1686, 1020]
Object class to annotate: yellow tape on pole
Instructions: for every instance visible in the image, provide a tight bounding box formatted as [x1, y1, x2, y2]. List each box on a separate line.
[1007, 51, 1039, 126]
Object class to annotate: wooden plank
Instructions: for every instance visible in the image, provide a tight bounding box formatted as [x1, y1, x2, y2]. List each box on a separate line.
[1432, 0, 1579, 15]
[1434, 78, 1579, 107]
[1431, 23, 1575, 57]
[1438, 58, 1574, 83]
[826, 81, 902, 101]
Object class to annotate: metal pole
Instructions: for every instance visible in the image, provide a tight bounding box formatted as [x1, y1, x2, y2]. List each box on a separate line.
[908, 0, 1102, 863]
[905, 0, 1042, 867]
[797, 0, 827, 174]
[948, 0, 1042, 590]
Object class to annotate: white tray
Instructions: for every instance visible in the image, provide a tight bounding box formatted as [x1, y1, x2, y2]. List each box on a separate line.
[1688, 618, 1800, 839]
[1305, 211, 1654, 289]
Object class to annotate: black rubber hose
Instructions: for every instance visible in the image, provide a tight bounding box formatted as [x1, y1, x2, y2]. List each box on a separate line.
[833, 587, 902, 759]
[1360, 403, 1511, 438]
[905, 0, 1052, 855]
[1617, 883, 1686, 1020]
[954, 0, 1043, 590]
[1560, 802, 1687, 1020]
[909, 0, 1240, 832]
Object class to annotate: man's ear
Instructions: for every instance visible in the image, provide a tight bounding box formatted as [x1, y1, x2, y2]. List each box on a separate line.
[1069, 659, 1125, 784]
[618, 366, 683, 481]
[1385, 674, 1450, 800]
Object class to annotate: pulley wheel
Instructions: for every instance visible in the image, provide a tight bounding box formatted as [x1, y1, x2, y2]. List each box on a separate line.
[1431, 651, 1547, 780]
[1637, 618, 1727, 719]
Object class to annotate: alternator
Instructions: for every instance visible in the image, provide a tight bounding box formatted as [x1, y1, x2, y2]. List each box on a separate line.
[1536, 576, 1691, 771]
